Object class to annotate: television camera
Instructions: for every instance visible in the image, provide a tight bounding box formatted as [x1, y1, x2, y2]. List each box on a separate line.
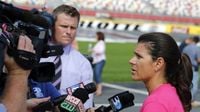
[0, 1, 63, 80]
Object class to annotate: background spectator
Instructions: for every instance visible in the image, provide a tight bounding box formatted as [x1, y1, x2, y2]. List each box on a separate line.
[90, 31, 106, 96]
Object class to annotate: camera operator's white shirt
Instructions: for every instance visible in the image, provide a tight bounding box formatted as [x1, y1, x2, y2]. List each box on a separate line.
[40, 44, 94, 109]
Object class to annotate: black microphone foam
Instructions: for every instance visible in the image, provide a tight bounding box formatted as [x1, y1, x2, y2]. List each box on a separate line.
[84, 82, 97, 94]
[52, 95, 68, 105]
[72, 88, 89, 104]
[66, 82, 96, 95]
[33, 88, 90, 112]
[29, 62, 55, 82]
[95, 91, 135, 112]
[108, 91, 134, 112]
[32, 94, 67, 112]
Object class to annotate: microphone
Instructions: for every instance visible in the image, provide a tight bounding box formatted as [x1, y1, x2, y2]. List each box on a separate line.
[95, 91, 135, 112]
[66, 82, 96, 95]
[29, 62, 55, 82]
[59, 88, 89, 112]
[0, 1, 51, 29]
[32, 83, 96, 112]
[33, 88, 89, 112]
[33, 94, 67, 112]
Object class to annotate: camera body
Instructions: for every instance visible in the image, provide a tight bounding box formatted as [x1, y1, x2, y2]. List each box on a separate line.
[0, 1, 63, 81]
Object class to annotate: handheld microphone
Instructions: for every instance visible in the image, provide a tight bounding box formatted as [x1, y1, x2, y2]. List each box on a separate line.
[108, 91, 134, 112]
[29, 62, 55, 82]
[33, 85, 95, 112]
[95, 91, 135, 112]
[66, 82, 96, 95]
[33, 94, 67, 112]
[59, 88, 89, 112]
[0, 1, 51, 28]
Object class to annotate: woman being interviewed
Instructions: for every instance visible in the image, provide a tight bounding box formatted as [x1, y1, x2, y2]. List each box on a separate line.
[129, 32, 193, 112]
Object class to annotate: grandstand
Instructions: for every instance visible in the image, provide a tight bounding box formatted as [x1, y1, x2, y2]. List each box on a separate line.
[2, 0, 200, 38]
[3, 0, 200, 24]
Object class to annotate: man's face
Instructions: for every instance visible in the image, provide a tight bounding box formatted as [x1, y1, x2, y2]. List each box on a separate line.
[53, 13, 79, 46]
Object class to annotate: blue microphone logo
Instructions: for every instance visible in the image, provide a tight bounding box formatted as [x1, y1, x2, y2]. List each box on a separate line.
[111, 96, 122, 111]
[32, 87, 44, 98]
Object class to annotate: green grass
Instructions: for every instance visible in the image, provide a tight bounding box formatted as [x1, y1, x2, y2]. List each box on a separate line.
[79, 41, 136, 83]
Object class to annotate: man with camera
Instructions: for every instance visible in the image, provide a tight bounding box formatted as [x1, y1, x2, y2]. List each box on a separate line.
[0, 35, 50, 112]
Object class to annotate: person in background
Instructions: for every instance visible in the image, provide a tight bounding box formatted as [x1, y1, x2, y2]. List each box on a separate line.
[90, 31, 106, 96]
[40, 4, 94, 109]
[183, 36, 200, 107]
[179, 37, 193, 52]
[129, 32, 193, 112]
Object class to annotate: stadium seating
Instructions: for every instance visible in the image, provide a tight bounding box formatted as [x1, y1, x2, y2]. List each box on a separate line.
[2, 0, 200, 24]
[3, 0, 200, 18]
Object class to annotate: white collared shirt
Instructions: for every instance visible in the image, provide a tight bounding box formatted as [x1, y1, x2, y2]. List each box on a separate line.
[40, 44, 94, 109]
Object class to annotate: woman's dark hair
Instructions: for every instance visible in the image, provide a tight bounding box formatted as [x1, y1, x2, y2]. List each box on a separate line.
[138, 32, 192, 112]
[96, 32, 105, 41]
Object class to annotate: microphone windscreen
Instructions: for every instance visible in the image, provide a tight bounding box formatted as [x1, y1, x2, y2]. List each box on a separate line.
[72, 88, 89, 103]
[29, 62, 55, 82]
[52, 94, 68, 105]
[118, 91, 134, 107]
[108, 91, 134, 112]
[84, 82, 96, 94]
